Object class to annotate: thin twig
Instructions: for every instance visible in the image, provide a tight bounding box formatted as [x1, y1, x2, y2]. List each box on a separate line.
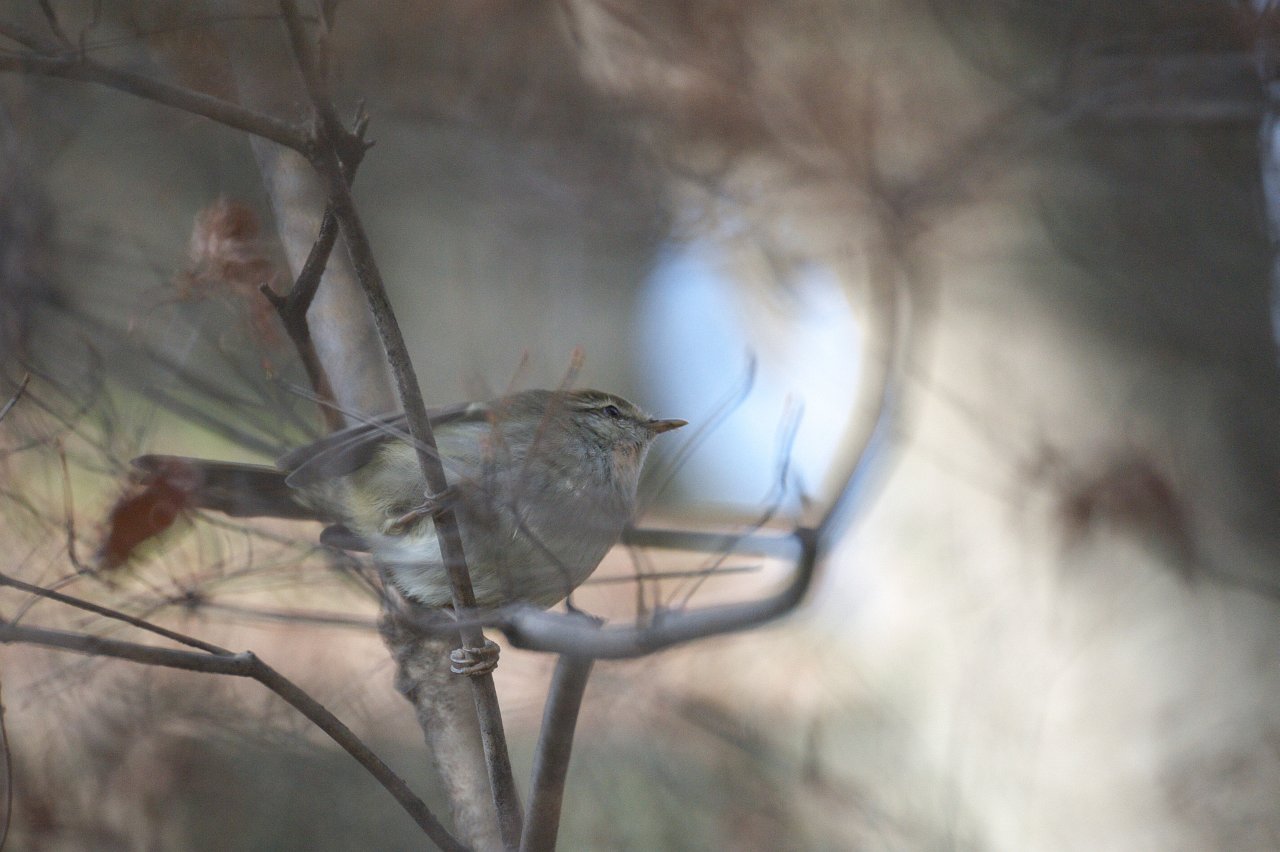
[0, 619, 464, 851]
[258, 97, 371, 434]
[276, 1, 522, 845]
[0, 40, 311, 154]
[460, 528, 819, 659]
[69, 312, 306, 450]
[134, 384, 281, 456]
[0, 679, 10, 852]
[0, 21, 54, 52]
[195, 601, 378, 631]
[55, 441, 90, 575]
[0, 571, 229, 655]
[520, 655, 594, 852]
[35, 0, 72, 48]
[583, 564, 758, 586]
[639, 355, 756, 510]
[629, 357, 754, 613]
[0, 375, 29, 424]
[261, 205, 343, 431]
[670, 401, 803, 609]
[0, 362, 107, 461]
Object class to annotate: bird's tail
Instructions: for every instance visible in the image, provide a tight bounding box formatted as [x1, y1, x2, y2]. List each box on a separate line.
[131, 455, 324, 521]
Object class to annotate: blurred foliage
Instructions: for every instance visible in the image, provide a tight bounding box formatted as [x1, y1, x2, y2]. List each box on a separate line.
[2, 0, 1279, 848]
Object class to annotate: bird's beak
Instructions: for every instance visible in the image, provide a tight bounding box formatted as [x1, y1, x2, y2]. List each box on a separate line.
[646, 418, 688, 434]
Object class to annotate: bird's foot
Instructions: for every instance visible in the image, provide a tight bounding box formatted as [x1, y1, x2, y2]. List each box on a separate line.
[449, 638, 501, 676]
[564, 595, 606, 626]
[383, 486, 458, 535]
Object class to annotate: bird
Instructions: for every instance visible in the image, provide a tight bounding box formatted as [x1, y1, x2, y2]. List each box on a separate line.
[127, 389, 686, 609]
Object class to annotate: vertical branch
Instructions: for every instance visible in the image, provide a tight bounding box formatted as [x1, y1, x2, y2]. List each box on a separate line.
[1255, 8, 1280, 351]
[381, 613, 505, 851]
[0, 679, 11, 852]
[276, 1, 523, 846]
[520, 655, 594, 852]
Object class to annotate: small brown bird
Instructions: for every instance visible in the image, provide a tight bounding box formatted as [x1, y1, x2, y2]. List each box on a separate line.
[131, 389, 686, 608]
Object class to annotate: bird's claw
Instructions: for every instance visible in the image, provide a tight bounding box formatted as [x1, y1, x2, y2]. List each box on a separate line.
[564, 595, 606, 626]
[383, 486, 457, 535]
[449, 638, 501, 676]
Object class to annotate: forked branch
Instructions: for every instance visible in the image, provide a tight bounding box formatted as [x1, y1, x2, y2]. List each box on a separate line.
[276, 0, 523, 845]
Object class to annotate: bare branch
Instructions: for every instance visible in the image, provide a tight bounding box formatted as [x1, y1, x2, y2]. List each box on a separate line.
[259, 101, 372, 432]
[520, 655, 594, 852]
[0, 20, 54, 52]
[583, 564, 759, 586]
[0, 618, 464, 850]
[35, 0, 72, 49]
[0, 374, 30, 424]
[261, 205, 343, 431]
[194, 601, 378, 630]
[0, 680, 11, 852]
[670, 401, 803, 609]
[55, 440, 90, 574]
[471, 527, 818, 659]
[0, 36, 311, 155]
[620, 526, 800, 558]
[0, 571, 230, 655]
[276, 0, 522, 844]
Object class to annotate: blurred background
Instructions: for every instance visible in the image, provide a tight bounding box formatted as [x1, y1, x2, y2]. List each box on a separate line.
[3, 0, 1280, 849]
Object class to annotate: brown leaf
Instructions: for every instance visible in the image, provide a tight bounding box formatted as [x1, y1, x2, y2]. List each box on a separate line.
[96, 460, 201, 572]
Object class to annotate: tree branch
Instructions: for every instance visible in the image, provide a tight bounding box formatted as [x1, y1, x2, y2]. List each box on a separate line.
[275, 1, 522, 845]
[0, 571, 229, 655]
[0, 33, 311, 155]
[0, 618, 465, 851]
[433, 527, 819, 658]
[261, 204, 344, 431]
[520, 655, 594, 852]
[0, 374, 30, 424]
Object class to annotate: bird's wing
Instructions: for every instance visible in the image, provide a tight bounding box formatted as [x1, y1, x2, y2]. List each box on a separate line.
[279, 401, 491, 487]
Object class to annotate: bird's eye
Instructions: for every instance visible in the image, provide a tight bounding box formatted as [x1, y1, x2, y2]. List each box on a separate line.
[602, 404, 623, 419]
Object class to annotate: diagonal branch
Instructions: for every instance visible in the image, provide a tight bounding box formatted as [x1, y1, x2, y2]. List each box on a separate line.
[35, 0, 73, 50]
[0, 375, 30, 424]
[261, 204, 344, 431]
[0, 571, 229, 655]
[0, 618, 465, 851]
[0, 30, 311, 155]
